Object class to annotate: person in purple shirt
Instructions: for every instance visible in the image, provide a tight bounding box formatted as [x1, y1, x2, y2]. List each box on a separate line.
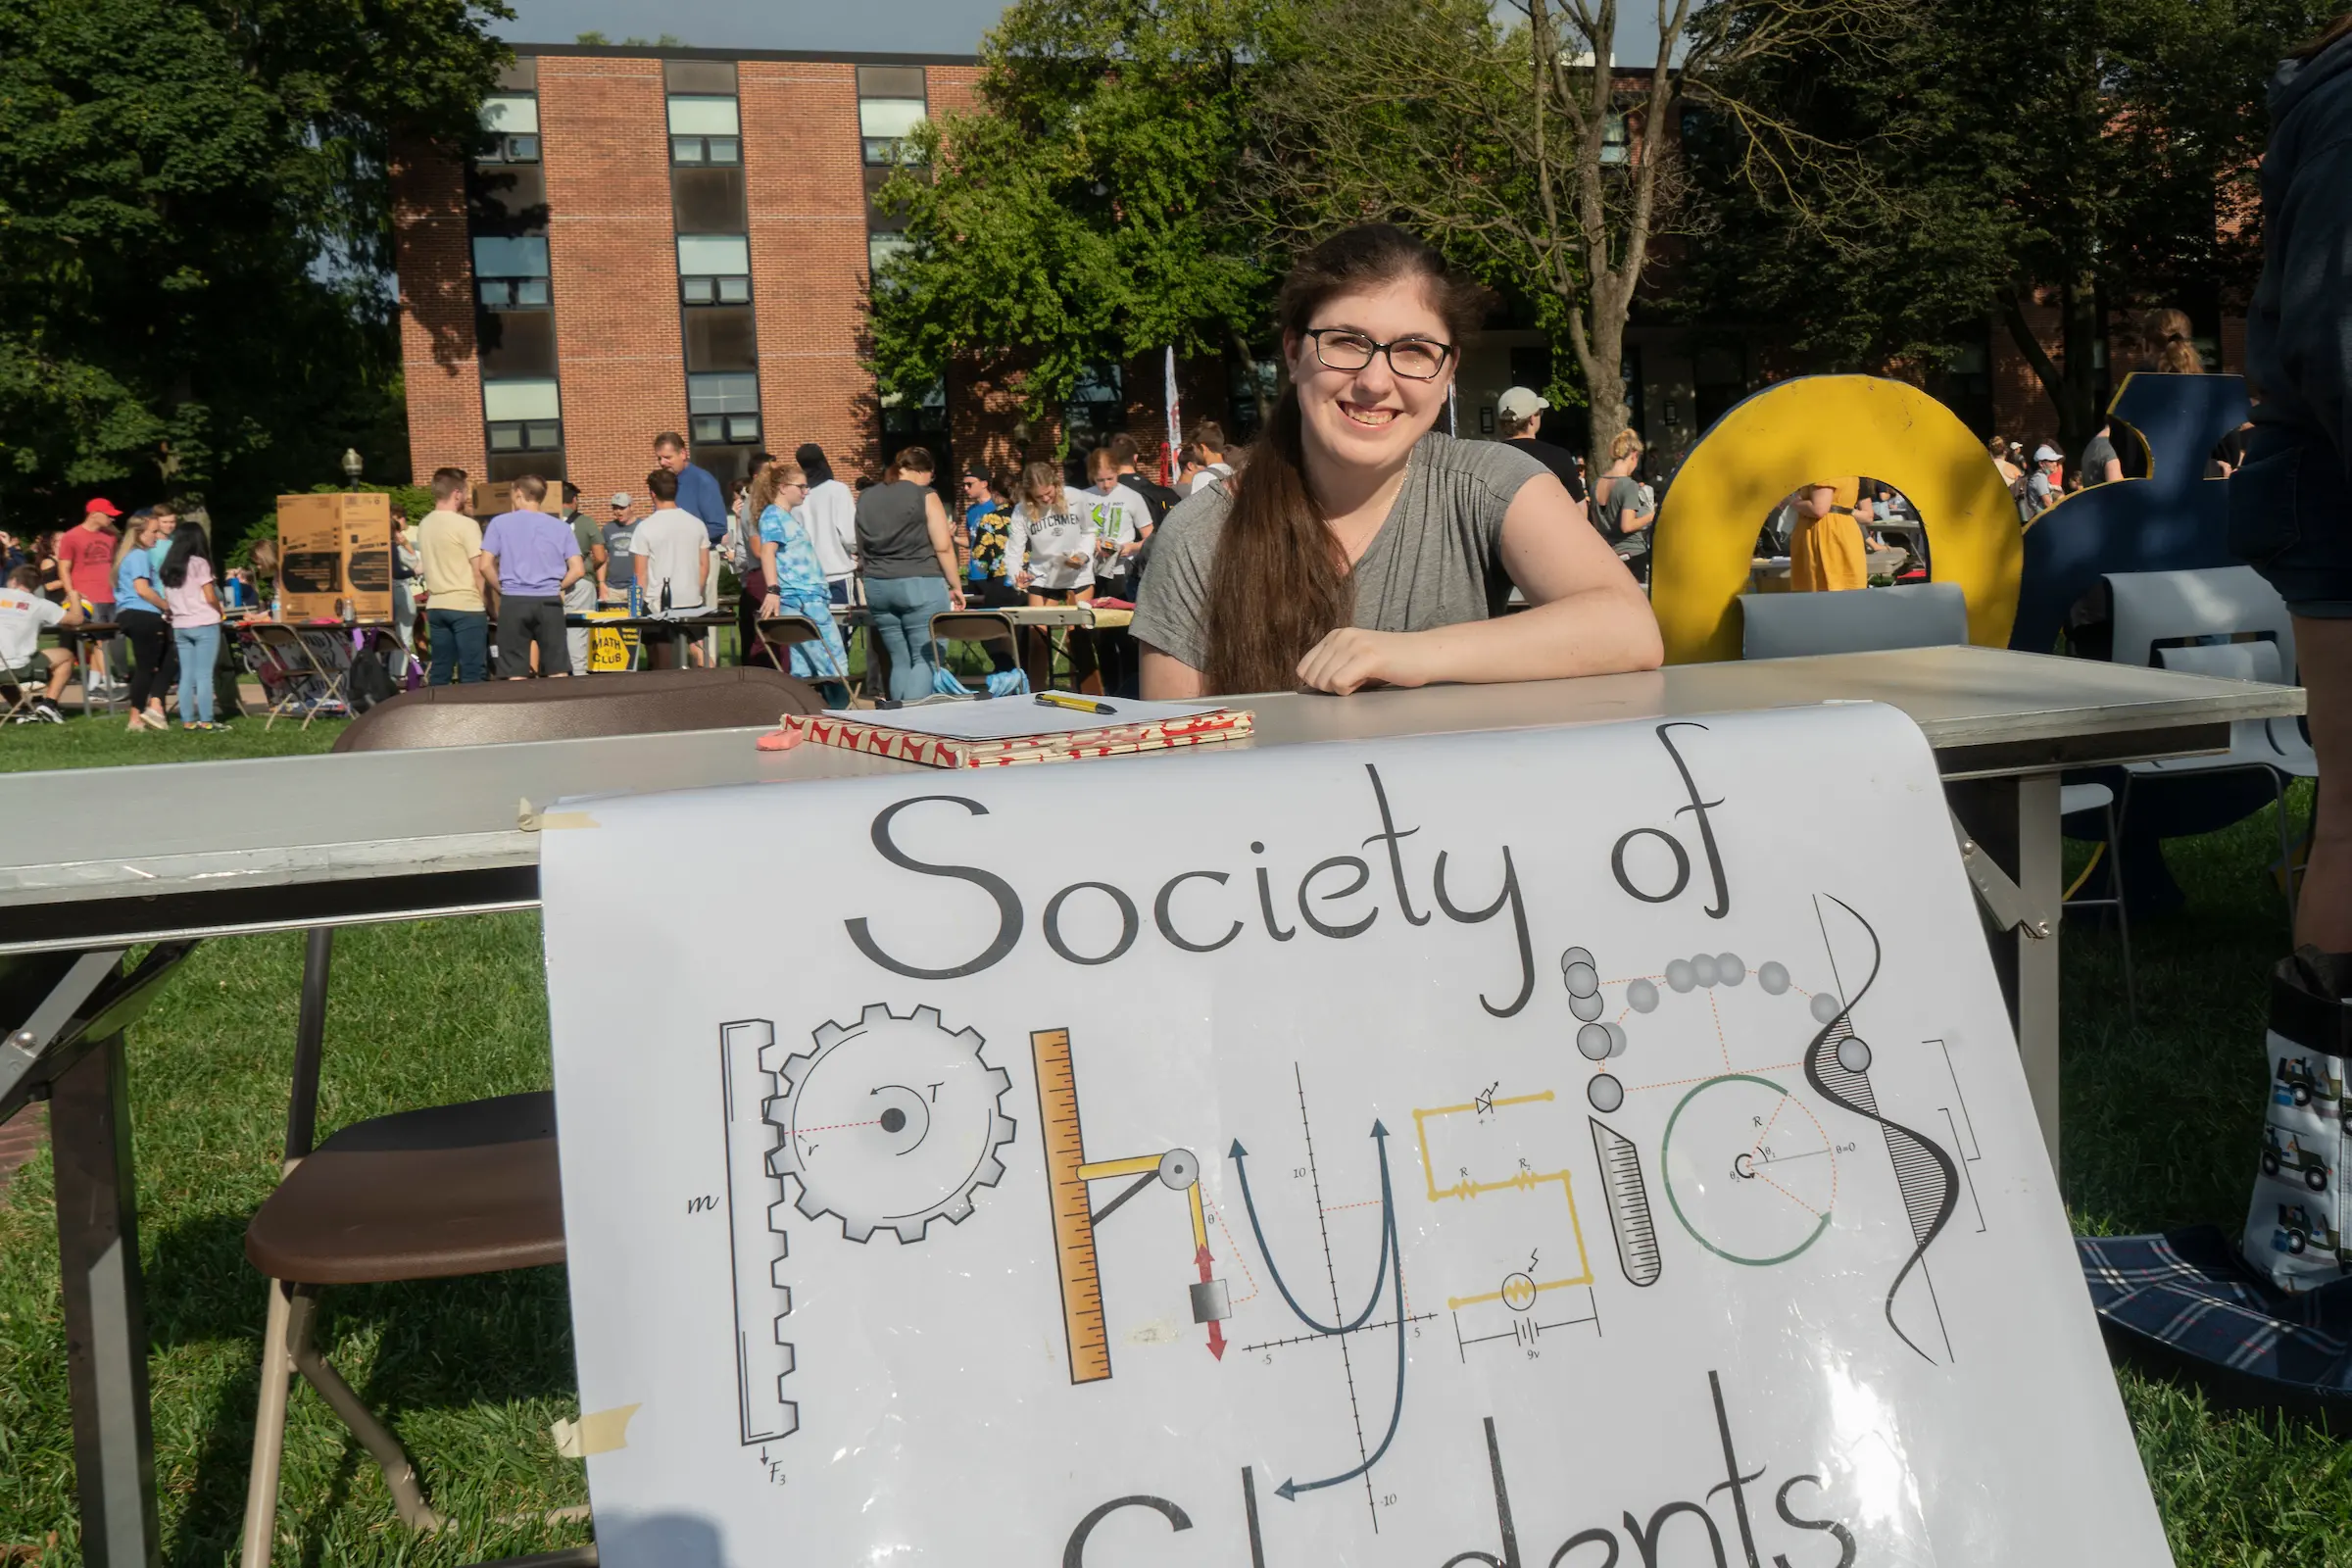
[479, 473, 584, 678]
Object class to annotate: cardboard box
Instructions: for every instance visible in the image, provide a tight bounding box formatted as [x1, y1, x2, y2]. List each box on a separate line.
[274, 492, 393, 621]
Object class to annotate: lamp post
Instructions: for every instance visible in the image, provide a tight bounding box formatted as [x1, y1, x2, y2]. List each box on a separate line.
[341, 448, 364, 491]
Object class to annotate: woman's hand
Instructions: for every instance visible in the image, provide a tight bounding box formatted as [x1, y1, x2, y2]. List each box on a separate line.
[760, 592, 780, 619]
[1065, 553, 1088, 568]
[1015, 569, 1033, 589]
[1295, 627, 1435, 696]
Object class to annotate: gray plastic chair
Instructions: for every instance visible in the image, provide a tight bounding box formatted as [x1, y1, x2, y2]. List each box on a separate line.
[2141, 639, 2312, 911]
[2107, 565, 2298, 677]
[1738, 580, 1970, 660]
[2058, 780, 2134, 1017]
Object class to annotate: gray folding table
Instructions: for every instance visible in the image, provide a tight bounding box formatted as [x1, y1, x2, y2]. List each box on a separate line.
[0, 644, 2304, 1566]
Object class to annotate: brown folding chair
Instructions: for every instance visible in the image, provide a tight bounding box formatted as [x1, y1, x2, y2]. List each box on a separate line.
[238, 670, 825, 1568]
[751, 615, 851, 706]
[928, 611, 1021, 697]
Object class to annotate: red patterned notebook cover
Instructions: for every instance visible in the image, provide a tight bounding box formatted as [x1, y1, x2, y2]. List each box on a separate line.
[786, 708, 1253, 769]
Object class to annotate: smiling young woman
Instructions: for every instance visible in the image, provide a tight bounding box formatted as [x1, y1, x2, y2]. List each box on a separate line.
[1134, 224, 1663, 698]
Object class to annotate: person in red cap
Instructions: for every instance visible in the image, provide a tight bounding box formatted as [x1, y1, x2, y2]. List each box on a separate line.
[55, 500, 122, 693]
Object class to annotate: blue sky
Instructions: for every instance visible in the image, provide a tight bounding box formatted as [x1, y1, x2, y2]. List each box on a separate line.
[499, 0, 1665, 61]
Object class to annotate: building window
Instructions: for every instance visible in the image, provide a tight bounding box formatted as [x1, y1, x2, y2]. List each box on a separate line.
[857, 65, 927, 166]
[867, 231, 913, 279]
[479, 277, 550, 308]
[673, 166, 747, 232]
[1065, 363, 1125, 455]
[1601, 113, 1630, 166]
[858, 97, 927, 166]
[667, 60, 760, 459]
[471, 163, 548, 230]
[482, 377, 564, 478]
[480, 94, 541, 164]
[689, 373, 761, 447]
[668, 95, 741, 165]
[468, 57, 561, 478]
[1226, 357, 1278, 444]
[472, 234, 548, 277]
[684, 306, 759, 373]
[881, 378, 948, 469]
[479, 310, 559, 379]
[677, 235, 752, 305]
[472, 234, 551, 307]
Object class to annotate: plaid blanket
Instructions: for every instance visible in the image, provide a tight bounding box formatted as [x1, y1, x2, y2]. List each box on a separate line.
[2080, 1226, 2352, 1396]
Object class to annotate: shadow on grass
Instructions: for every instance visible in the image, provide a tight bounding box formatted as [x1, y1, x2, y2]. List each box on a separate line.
[143, 1206, 575, 1567]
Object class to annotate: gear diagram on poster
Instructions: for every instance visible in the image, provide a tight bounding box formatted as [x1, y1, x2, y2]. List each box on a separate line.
[764, 1003, 1017, 1244]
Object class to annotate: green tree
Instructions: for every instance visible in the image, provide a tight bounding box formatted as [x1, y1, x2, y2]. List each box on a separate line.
[1687, 0, 2328, 460]
[1249, 0, 1892, 474]
[867, 0, 1290, 450]
[0, 0, 510, 535]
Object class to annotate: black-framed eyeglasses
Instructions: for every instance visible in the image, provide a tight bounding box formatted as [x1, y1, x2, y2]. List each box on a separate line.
[1304, 327, 1457, 381]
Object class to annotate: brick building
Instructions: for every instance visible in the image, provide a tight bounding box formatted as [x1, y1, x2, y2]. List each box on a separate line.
[394, 43, 1002, 510]
[393, 42, 2249, 515]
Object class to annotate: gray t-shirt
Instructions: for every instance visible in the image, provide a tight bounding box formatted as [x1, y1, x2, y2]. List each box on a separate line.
[1132, 433, 1547, 673]
[1593, 475, 1649, 549]
[600, 520, 638, 599]
[2081, 433, 2120, 484]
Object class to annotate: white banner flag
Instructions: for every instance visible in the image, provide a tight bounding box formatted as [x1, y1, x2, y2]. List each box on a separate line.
[1165, 345, 1182, 482]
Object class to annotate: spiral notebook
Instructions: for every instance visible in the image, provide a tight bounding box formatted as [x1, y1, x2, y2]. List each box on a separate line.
[786, 698, 1252, 769]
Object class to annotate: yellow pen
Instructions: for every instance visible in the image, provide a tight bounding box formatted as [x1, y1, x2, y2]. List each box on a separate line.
[1035, 691, 1116, 716]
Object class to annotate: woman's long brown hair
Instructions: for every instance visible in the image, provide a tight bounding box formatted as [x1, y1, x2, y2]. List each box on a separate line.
[1200, 225, 1489, 695]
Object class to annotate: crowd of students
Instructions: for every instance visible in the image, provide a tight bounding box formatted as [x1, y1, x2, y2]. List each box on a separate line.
[398, 422, 1237, 704]
[0, 497, 239, 730]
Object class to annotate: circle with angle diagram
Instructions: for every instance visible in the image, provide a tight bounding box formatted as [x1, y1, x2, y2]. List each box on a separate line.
[1660, 1074, 1836, 1266]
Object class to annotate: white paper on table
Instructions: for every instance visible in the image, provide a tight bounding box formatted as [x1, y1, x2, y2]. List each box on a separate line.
[539, 701, 2172, 1568]
[819, 696, 1228, 740]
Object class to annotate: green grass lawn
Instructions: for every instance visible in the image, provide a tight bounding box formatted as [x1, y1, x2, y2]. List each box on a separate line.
[0, 713, 351, 772]
[0, 725, 2339, 1563]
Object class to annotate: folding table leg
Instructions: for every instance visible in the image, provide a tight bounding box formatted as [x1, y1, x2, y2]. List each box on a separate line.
[51, 1030, 163, 1568]
[1947, 773, 2063, 1176]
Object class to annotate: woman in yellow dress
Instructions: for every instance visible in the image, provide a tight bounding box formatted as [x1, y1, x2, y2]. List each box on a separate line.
[1788, 476, 1872, 591]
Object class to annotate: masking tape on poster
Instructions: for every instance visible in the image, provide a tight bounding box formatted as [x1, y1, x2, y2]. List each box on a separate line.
[552, 1402, 640, 1458]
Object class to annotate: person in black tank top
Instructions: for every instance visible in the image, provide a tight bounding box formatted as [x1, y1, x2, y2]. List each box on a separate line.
[856, 447, 965, 703]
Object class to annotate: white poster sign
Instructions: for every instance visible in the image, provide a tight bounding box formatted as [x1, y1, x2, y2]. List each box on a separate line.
[540, 703, 2169, 1567]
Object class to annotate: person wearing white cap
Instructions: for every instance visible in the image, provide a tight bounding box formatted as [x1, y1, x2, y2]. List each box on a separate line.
[1494, 386, 1586, 503]
[600, 492, 641, 612]
[2026, 445, 2064, 516]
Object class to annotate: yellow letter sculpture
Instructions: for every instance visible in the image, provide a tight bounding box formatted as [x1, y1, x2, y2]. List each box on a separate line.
[1648, 375, 2023, 663]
